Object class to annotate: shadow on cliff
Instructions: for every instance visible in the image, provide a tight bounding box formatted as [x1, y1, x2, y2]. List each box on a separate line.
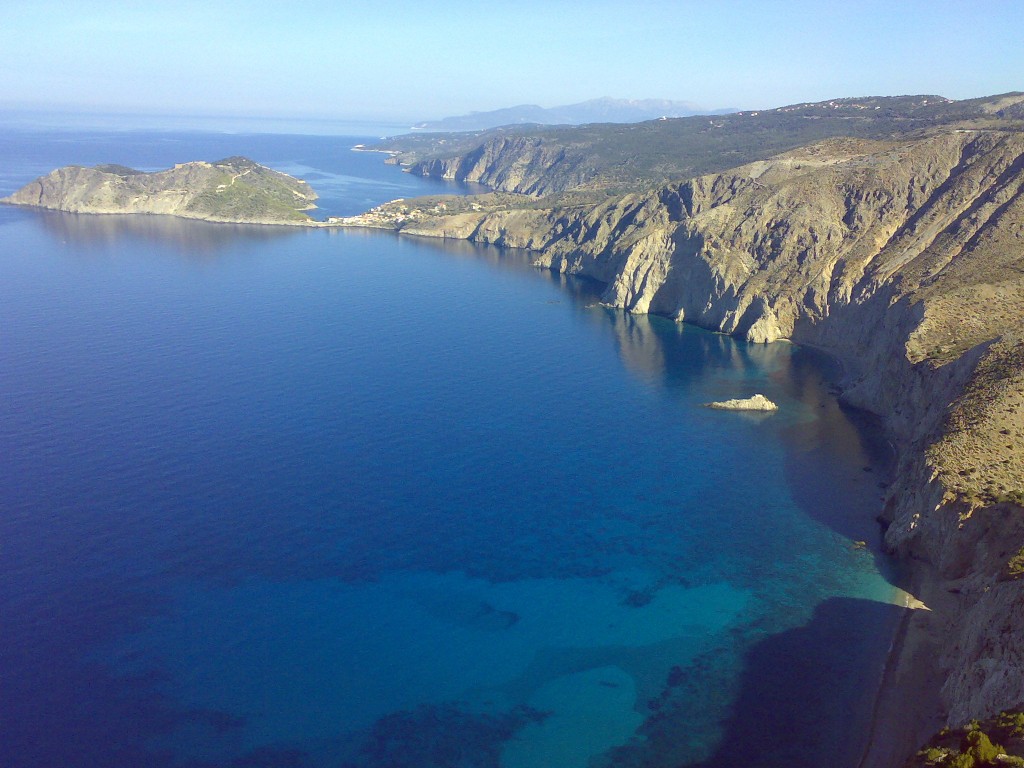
[691, 596, 905, 768]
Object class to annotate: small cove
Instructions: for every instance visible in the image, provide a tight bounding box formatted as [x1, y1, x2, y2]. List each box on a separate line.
[0, 129, 905, 768]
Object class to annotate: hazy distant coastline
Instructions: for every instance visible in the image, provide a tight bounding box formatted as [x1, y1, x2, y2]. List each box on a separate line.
[410, 97, 735, 132]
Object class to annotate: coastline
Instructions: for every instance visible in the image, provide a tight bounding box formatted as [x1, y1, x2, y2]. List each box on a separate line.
[858, 563, 950, 768]
[350, 144, 400, 156]
[340, 208, 954, 767]
[1, 173, 968, 768]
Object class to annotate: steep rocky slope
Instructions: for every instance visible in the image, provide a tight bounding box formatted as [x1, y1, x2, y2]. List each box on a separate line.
[344, 127, 1024, 730]
[1, 157, 318, 224]
[378, 93, 1024, 196]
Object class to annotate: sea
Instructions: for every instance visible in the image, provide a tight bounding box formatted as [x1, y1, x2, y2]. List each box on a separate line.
[0, 123, 908, 768]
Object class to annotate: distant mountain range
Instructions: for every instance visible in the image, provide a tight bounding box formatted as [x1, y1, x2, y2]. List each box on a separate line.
[412, 97, 733, 132]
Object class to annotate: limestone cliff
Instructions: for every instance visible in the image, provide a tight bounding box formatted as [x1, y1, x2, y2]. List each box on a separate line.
[346, 128, 1024, 730]
[405, 135, 593, 196]
[1, 157, 318, 224]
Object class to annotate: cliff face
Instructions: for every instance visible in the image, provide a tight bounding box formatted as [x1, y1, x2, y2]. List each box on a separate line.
[1, 157, 318, 224]
[347, 129, 1024, 725]
[409, 135, 592, 196]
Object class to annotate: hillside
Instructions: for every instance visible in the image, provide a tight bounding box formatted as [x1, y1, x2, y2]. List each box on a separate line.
[0, 156, 318, 224]
[376, 93, 1024, 197]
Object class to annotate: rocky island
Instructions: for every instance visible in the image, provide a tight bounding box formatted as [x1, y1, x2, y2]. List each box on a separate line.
[1, 156, 318, 224]
[705, 394, 779, 411]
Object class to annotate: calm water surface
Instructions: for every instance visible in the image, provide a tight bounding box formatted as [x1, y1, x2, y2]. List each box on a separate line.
[0, 129, 905, 768]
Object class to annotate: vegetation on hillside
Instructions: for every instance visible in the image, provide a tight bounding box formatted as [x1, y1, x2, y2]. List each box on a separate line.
[376, 93, 1024, 195]
[93, 163, 143, 176]
[2, 155, 318, 224]
[908, 711, 1024, 767]
[184, 158, 315, 222]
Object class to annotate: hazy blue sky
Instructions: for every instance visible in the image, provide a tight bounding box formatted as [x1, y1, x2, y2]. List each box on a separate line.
[2, 0, 1021, 123]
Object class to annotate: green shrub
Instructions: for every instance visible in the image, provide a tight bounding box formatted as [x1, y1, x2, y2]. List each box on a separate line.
[961, 729, 1004, 764]
[948, 752, 975, 768]
[996, 710, 1024, 736]
[1005, 548, 1024, 579]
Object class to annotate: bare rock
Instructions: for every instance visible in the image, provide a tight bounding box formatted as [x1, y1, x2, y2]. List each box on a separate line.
[705, 394, 779, 411]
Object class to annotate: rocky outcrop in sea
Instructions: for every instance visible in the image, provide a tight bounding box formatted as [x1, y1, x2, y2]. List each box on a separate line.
[705, 394, 779, 411]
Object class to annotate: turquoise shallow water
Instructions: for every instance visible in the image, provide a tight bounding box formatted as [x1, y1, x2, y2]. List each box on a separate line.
[0, 130, 905, 768]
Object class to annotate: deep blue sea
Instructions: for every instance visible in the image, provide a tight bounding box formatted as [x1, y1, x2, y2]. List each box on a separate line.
[0, 128, 907, 768]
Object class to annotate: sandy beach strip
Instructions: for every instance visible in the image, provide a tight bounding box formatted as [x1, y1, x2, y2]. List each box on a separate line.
[858, 565, 953, 768]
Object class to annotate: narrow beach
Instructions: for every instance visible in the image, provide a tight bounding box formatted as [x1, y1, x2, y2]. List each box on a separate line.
[859, 565, 951, 767]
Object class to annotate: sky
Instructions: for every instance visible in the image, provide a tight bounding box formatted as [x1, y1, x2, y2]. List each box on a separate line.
[2, 0, 1022, 126]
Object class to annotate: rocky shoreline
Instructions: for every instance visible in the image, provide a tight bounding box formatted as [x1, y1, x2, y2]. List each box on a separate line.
[336, 128, 1024, 757]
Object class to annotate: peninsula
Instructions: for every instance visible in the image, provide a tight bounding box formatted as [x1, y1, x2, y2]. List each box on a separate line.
[1, 156, 318, 224]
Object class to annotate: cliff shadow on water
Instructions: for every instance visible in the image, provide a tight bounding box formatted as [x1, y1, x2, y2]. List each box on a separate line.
[593, 310, 793, 392]
[403, 235, 608, 303]
[693, 597, 907, 768]
[405, 236, 782, 396]
[606, 310, 903, 582]
[411, 235, 904, 584]
[775, 345, 903, 582]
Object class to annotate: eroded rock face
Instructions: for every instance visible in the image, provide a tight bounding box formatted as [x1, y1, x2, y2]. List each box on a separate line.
[1, 157, 318, 224]
[410, 136, 590, 197]
[349, 129, 1024, 727]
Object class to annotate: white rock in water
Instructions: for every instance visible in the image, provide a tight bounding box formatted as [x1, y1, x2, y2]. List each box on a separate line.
[705, 393, 779, 411]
